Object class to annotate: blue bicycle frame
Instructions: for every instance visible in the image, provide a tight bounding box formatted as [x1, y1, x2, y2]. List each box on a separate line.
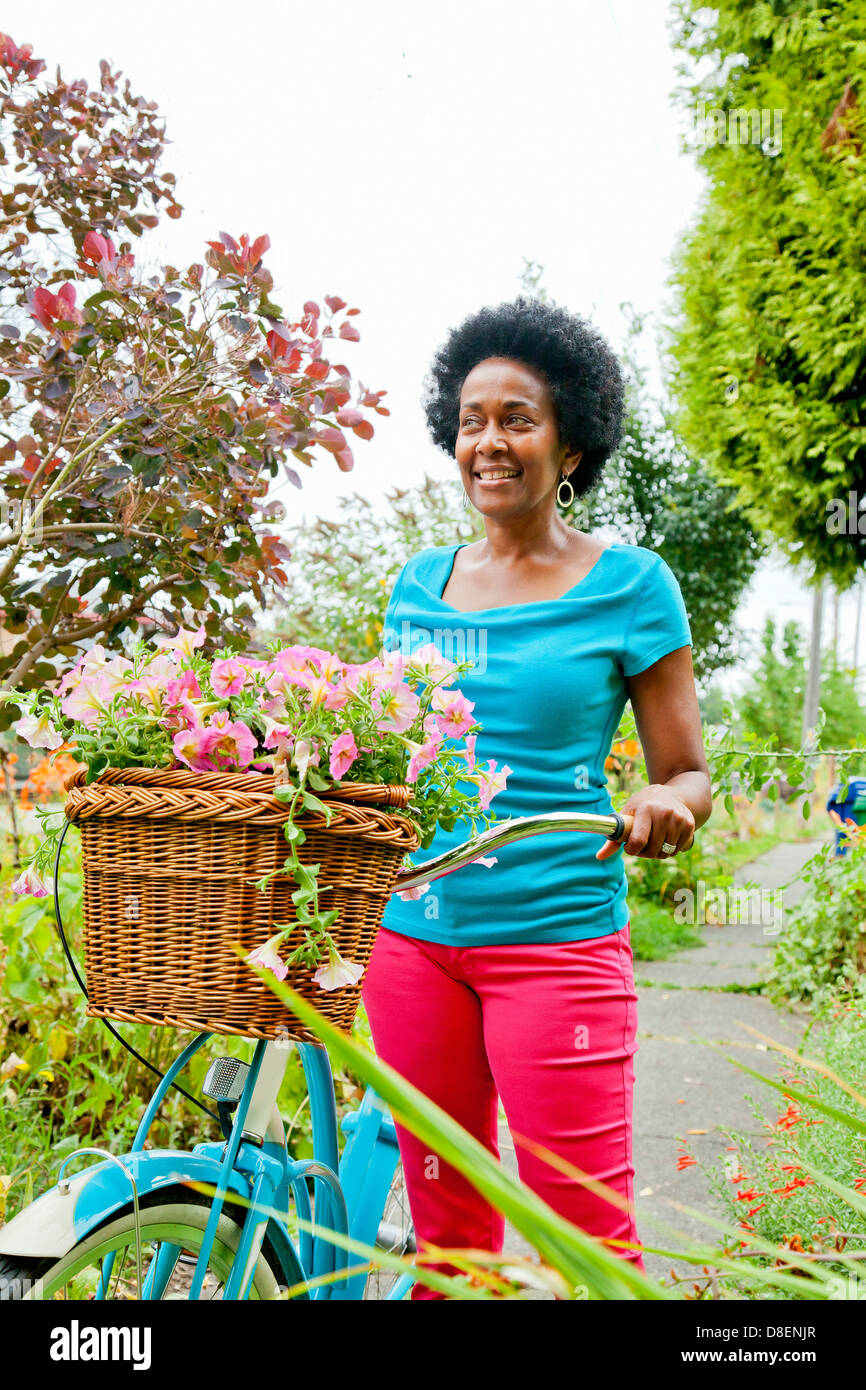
[0, 808, 628, 1300]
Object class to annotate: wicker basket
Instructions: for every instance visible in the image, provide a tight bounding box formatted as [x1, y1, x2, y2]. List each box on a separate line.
[63, 767, 419, 1042]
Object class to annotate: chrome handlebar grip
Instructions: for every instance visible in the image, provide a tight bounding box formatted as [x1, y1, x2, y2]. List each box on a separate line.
[393, 811, 626, 893]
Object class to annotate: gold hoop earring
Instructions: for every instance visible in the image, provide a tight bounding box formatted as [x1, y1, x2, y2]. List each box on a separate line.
[556, 472, 575, 508]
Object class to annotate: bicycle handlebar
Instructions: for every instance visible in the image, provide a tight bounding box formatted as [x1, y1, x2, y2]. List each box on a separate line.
[394, 810, 694, 891]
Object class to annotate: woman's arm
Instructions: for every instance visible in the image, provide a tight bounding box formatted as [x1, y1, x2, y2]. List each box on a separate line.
[596, 646, 712, 861]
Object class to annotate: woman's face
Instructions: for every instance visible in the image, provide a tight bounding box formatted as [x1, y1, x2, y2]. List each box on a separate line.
[455, 357, 581, 520]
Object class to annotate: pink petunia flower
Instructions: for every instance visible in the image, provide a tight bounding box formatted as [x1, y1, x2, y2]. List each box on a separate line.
[60, 677, 110, 728]
[208, 719, 258, 771]
[172, 725, 221, 772]
[245, 935, 289, 981]
[462, 733, 477, 772]
[11, 866, 50, 898]
[323, 683, 351, 711]
[337, 661, 377, 697]
[430, 687, 476, 738]
[315, 651, 346, 683]
[155, 625, 206, 661]
[259, 714, 294, 750]
[98, 655, 135, 698]
[292, 739, 321, 779]
[407, 643, 459, 688]
[272, 646, 315, 679]
[299, 674, 338, 709]
[329, 730, 358, 780]
[475, 760, 512, 810]
[59, 644, 112, 696]
[129, 653, 183, 711]
[312, 949, 364, 991]
[405, 726, 444, 783]
[375, 683, 421, 735]
[165, 669, 202, 704]
[14, 710, 63, 751]
[160, 693, 201, 733]
[210, 657, 247, 698]
[396, 880, 431, 901]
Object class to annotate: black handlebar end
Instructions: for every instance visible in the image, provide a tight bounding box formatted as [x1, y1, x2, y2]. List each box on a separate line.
[610, 811, 625, 843]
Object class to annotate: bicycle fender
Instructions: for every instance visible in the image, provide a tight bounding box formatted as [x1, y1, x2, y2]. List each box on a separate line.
[0, 1150, 252, 1260]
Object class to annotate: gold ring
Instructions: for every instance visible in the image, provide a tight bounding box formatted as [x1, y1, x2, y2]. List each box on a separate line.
[661, 841, 678, 856]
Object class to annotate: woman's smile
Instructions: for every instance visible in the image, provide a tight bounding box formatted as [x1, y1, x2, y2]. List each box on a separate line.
[474, 466, 522, 485]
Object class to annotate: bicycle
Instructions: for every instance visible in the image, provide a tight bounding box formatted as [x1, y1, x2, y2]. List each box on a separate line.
[0, 808, 636, 1301]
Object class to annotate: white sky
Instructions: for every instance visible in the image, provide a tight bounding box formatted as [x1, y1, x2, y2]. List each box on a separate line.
[17, 0, 864, 688]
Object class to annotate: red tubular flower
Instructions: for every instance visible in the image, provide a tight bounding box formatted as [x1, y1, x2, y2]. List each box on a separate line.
[746, 1203, 767, 1217]
[775, 1103, 805, 1130]
[736, 1187, 765, 1202]
[676, 1153, 698, 1171]
[771, 1176, 814, 1197]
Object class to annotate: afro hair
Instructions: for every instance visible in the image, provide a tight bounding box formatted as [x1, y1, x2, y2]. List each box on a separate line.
[421, 295, 626, 497]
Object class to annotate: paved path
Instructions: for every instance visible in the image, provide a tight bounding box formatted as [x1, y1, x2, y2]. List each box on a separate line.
[497, 837, 826, 1291]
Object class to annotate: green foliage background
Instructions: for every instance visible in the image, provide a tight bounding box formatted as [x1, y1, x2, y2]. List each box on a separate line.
[739, 616, 866, 751]
[667, 0, 866, 583]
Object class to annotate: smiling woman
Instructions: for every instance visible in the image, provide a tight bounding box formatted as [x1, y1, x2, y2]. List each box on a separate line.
[363, 294, 712, 1300]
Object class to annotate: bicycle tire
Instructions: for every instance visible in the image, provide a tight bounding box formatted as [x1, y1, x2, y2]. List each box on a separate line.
[0, 1186, 303, 1301]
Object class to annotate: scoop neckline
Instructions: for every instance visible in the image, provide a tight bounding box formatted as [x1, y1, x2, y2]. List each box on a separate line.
[431, 542, 616, 614]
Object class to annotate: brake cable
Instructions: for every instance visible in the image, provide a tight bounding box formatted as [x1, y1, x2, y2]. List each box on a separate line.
[52, 818, 219, 1122]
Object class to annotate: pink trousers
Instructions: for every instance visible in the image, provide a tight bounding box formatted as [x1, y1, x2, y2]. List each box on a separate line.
[361, 922, 644, 1299]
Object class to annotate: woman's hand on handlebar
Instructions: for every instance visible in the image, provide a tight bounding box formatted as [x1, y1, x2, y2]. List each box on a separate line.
[596, 785, 696, 861]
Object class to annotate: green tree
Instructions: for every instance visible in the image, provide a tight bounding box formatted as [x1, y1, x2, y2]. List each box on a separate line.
[582, 377, 764, 684]
[666, 0, 866, 584]
[739, 617, 807, 748]
[697, 683, 727, 726]
[738, 615, 866, 751]
[516, 263, 763, 685]
[571, 309, 763, 684]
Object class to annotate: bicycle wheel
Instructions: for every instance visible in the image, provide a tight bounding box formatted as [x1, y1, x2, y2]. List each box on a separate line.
[0, 1187, 300, 1301]
[365, 1160, 415, 1300]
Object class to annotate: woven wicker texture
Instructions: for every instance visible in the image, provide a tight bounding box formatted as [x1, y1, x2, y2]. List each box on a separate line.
[64, 768, 419, 1041]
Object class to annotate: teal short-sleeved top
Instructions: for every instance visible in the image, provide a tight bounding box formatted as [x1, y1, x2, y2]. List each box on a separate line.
[380, 541, 692, 947]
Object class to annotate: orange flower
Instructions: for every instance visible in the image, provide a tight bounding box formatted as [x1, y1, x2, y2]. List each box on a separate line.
[677, 1153, 698, 1171]
[19, 751, 84, 807]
